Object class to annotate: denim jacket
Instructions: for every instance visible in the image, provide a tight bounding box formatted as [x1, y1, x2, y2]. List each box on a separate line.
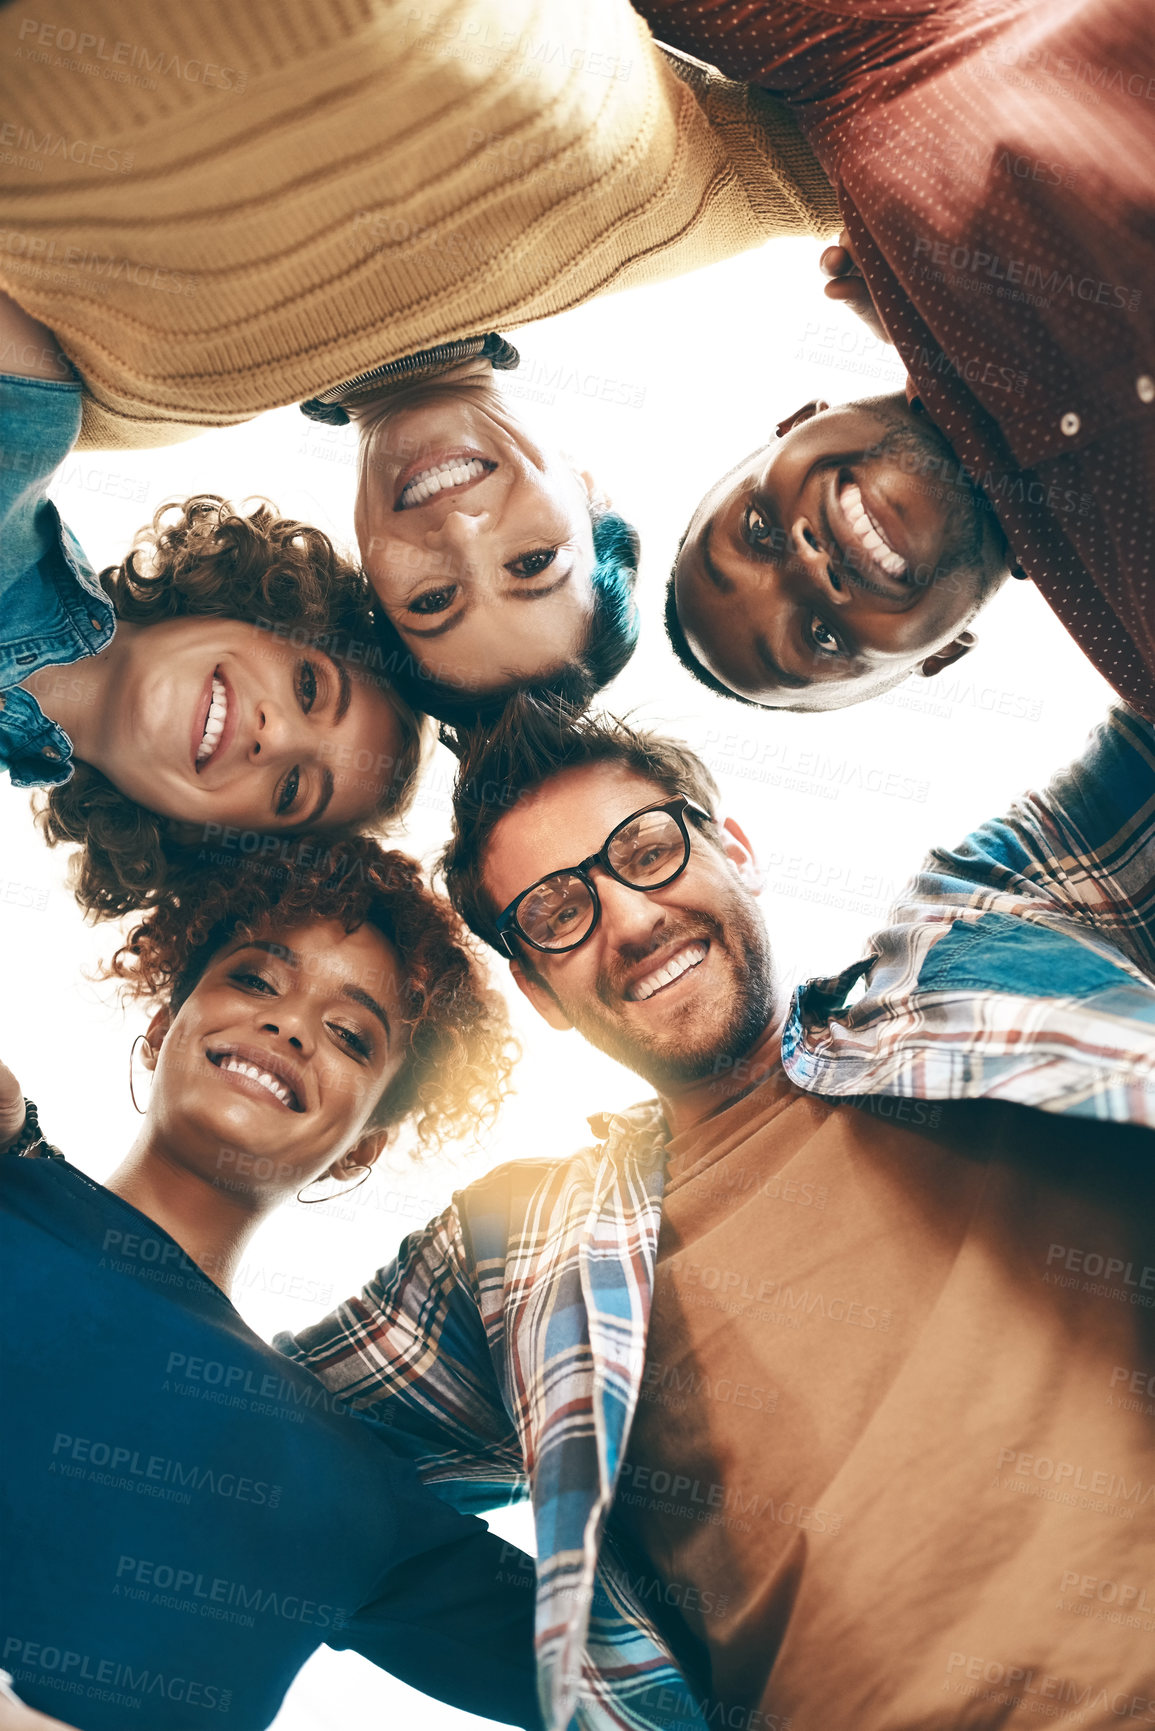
[0, 374, 114, 787]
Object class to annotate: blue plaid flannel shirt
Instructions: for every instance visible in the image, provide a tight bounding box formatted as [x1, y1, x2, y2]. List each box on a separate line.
[281, 706, 1155, 1731]
[783, 705, 1155, 1120]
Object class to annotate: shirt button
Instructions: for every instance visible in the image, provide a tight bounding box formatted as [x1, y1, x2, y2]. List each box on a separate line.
[1137, 374, 1155, 404]
[1060, 411, 1081, 436]
[89, 616, 104, 631]
[42, 745, 61, 760]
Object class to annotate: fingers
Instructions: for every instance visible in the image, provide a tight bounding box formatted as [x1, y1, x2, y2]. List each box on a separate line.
[819, 229, 858, 278]
[821, 275, 893, 345]
[819, 243, 854, 279]
[823, 275, 870, 307]
[0, 1057, 24, 1108]
[0, 1060, 27, 1151]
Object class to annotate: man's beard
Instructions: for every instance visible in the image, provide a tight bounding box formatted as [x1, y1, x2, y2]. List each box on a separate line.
[556, 895, 777, 1092]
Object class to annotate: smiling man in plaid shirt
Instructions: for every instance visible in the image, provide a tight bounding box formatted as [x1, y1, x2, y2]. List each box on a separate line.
[281, 705, 1155, 1731]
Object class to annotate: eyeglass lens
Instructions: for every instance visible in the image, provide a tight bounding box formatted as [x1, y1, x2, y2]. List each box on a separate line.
[516, 808, 688, 950]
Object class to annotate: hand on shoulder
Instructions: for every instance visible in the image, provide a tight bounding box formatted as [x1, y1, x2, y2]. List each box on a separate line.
[819, 230, 892, 345]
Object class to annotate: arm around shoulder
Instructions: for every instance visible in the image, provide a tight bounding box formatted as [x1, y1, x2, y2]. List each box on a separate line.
[280, 1199, 525, 1496]
[930, 706, 1155, 978]
[656, 43, 842, 239]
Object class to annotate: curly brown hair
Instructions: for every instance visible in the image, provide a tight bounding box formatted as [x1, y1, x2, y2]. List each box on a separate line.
[35, 497, 427, 922]
[105, 833, 517, 1158]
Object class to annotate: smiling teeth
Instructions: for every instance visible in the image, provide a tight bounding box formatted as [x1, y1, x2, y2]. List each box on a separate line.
[839, 482, 907, 576]
[628, 942, 708, 1003]
[217, 1055, 295, 1109]
[399, 458, 489, 508]
[197, 674, 227, 765]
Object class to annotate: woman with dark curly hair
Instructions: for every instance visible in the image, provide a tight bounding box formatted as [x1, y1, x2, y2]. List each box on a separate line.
[0, 836, 537, 1731]
[34, 494, 426, 920]
[2, 296, 423, 919]
[105, 832, 517, 1163]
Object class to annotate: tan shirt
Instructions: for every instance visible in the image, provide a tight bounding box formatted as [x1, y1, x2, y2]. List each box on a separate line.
[611, 1071, 1155, 1729]
[0, 0, 837, 449]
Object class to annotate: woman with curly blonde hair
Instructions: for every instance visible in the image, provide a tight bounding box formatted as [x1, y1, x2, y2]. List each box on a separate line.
[0, 836, 536, 1731]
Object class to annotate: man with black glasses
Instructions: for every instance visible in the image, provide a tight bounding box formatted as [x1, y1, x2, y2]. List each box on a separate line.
[283, 706, 1155, 1731]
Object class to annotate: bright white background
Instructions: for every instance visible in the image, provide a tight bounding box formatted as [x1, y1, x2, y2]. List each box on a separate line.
[0, 235, 1114, 1727]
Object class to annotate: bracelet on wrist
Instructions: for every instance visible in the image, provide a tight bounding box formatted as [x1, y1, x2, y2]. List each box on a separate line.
[3, 1097, 62, 1160]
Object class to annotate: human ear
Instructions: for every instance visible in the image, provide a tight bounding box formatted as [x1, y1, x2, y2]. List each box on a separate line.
[509, 958, 573, 1032]
[720, 815, 763, 895]
[141, 1008, 172, 1070]
[327, 1128, 389, 1185]
[773, 399, 830, 439]
[916, 631, 976, 679]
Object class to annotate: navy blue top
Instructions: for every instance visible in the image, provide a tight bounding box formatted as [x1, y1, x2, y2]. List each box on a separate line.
[0, 374, 114, 787]
[0, 1153, 542, 1730]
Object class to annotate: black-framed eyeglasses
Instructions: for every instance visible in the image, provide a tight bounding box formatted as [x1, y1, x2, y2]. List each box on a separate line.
[495, 796, 712, 957]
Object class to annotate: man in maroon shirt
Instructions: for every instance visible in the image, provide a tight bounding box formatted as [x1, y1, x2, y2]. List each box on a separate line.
[646, 0, 1155, 715]
[668, 386, 1014, 709]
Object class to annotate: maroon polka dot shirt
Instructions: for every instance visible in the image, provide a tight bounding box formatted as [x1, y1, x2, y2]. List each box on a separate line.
[636, 0, 1155, 715]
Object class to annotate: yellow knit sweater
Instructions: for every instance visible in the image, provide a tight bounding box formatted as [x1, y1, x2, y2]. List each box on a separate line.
[0, 0, 840, 449]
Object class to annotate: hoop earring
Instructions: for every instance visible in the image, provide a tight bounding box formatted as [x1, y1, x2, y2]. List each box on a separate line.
[128, 1034, 153, 1116]
[296, 1160, 373, 1205]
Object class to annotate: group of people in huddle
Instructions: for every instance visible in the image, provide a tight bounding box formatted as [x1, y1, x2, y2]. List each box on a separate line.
[1, 0, 1154, 1727]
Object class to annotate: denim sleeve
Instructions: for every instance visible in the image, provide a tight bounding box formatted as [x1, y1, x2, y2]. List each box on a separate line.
[0, 373, 83, 583]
